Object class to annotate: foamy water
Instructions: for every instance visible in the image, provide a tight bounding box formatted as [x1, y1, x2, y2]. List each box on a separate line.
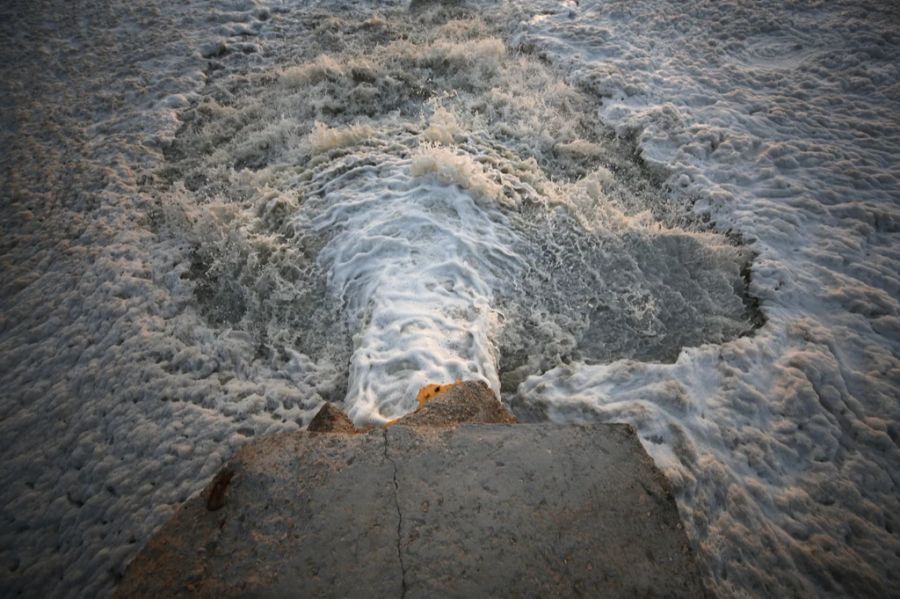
[296, 148, 516, 420]
[161, 7, 753, 427]
[1, 0, 897, 597]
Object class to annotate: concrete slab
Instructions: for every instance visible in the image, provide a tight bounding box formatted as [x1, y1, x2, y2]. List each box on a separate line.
[116, 425, 708, 598]
[388, 425, 706, 598]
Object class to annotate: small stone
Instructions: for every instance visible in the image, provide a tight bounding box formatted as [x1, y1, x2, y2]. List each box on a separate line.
[395, 380, 517, 428]
[307, 403, 360, 434]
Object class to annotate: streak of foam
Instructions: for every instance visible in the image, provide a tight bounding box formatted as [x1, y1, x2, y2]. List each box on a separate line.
[293, 150, 523, 421]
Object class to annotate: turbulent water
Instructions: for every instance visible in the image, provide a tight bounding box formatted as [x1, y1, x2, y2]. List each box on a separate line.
[1, 0, 897, 597]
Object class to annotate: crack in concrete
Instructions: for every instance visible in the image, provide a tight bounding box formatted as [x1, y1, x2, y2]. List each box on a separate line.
[383, 430, 407, 598]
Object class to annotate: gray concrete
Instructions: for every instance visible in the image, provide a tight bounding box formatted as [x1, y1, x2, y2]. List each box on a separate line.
[116, 425, 708, 598]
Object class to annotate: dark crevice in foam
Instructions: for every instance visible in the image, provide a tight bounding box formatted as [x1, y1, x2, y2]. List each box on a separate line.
[495, 209, 764, 398]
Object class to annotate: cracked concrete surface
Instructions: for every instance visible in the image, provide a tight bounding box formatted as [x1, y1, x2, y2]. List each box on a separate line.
[116, 425, 708, 598]
[384, 430, 408, 599]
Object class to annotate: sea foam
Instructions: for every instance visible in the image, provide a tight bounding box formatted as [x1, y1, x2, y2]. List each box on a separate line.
[0, 2, 781, 597]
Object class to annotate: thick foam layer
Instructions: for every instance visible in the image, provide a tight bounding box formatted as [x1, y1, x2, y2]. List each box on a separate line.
[164, 7, 754, 426]
[1, 2, 769, 597]
[517, 0, 900, 596]
[293, 150, 522, 420]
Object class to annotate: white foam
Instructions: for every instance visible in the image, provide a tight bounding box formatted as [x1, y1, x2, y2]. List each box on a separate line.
[307, 121, 375, 155]
[410, 145, 505, 204]
[293, 152, 522, 421]
[518, 0, 900, 595]
[421, 102, 464, 145]
[6, 2, 879, 597]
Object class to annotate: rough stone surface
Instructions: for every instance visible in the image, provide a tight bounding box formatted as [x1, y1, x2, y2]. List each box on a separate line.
[116, 425, 708, 598]
[395, 380, 517, 427]
[307, 402, 361, 434]
[115, 431, 400, 598]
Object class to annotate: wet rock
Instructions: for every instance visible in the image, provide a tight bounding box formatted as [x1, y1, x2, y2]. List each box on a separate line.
[396, 380, 517, 427]
[307, 402, 361, 433]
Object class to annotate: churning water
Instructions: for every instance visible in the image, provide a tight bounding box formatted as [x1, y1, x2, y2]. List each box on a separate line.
[162, 8, 756, 422]
[2, 1, 897, 597]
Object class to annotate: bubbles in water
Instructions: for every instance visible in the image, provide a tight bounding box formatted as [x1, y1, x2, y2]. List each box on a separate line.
[157, 5, 759, 423]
